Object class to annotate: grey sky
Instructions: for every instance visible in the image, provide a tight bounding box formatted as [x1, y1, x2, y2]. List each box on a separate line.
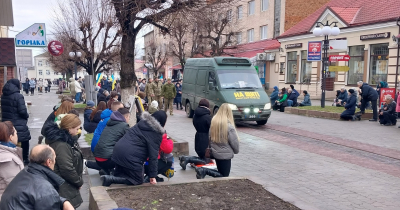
[9, 0, 145, 58]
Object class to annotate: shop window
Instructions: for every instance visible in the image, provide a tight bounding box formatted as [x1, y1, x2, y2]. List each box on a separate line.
[347, 45, 364, 85]
[369, 43, 389, 85]
[286, 52, 297, 83]
[300, 51, 311, 84]
[279, 62, 285, 74]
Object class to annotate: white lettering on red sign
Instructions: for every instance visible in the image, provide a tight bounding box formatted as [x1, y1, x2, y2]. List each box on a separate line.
[329, 55, 350, 62]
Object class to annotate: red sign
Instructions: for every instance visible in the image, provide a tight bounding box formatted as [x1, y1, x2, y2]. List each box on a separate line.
[47, 40, 64, 56]
[329, 55, 350, 62]
[380, 88, 396, 108]
[307, 41, 322, 61]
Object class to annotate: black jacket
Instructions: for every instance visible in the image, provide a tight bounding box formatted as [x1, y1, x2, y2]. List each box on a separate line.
[342, 92, 357, 116]
[97, 89, 107, 105]
[112, 112, 165, 179]
[44, 122, 83, 208]
[1, 79, 31, 142]
[192, 107, 212, 158]
[94, 111, 129, 159]
[383, 101, 397, 115]
[287, 92, 298, 104]
[0, 163, 66, 210]
[83, 108, 98, 133]
[360, 83, 378, 101]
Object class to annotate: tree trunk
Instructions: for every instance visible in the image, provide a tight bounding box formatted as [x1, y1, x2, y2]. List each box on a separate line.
[120, 32, 138, 126]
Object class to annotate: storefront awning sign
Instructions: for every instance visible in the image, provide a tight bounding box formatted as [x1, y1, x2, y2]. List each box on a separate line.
[328, 66, 350, 72]
[329, 55, 350, 62]
[15, 23, 46, 47]
[307, 41, 322, 61]
[328, 40, 347, 51]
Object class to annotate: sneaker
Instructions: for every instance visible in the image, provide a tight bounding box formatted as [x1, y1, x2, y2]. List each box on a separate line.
[369, 119, 377, 122]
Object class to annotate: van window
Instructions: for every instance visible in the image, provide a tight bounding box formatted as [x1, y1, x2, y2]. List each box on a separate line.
[217, 70, 262, 89]
[196, 70, 207, 86]
[209, 72, 217, 90]
[183, 68, 196, 84]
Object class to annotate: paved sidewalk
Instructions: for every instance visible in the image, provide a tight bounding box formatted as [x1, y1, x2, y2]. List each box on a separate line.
[166, 109, 400, 210]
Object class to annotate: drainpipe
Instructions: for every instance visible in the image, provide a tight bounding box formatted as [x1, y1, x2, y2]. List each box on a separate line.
[395, 17, 400, 91]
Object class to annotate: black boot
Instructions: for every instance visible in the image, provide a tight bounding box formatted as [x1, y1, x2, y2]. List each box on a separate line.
[179, 156, 189, 170]
[195, 167, 223, 179]
[179, 156, 207, 170]
[100, 175, 131, 186]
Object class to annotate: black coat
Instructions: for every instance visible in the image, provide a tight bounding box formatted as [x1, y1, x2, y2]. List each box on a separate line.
[112, 112, 165, 179]
[287, 92, 298, 104]
[97, 89, 107, 105]
[1, 79, 31, 142]
[83, 108, 98, 133]
[383, 101, 397, 115]
[342, 92, 357, 116]
[94, 111, 129, 159]
[360, 83, 378, 101]
[0, 163, 66, 210]
[192, 107, 212, 158]
[44, 122, 83, 208]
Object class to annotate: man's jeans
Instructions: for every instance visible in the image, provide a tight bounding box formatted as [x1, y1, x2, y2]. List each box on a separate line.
[75, 92, 81, 103]
[287, 100, 293, 107]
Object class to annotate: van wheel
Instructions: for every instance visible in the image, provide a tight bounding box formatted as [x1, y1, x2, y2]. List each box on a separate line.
[256, 120, 268, 125]
[213, 107, 219, 116]
[186, 102, 194, 118]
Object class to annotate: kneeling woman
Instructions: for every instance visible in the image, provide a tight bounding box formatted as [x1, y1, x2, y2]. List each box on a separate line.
[340, 89, 358, 121]
[44, 114, 83, 208]
[101, 111, 167, 186]
[196, 103, 239, 179]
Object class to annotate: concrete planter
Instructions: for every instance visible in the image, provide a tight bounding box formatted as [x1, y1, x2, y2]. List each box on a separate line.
[297, 109, 308, 116]
[89, 186, 118, 210]
[290, 108, 299, 115]
[171, 137, 189, 156]
[284, 107, 292, 114]
[307, 110, 320, 118]
[78, 136, 94, 161]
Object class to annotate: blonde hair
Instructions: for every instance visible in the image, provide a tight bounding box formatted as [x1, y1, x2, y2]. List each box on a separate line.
[60, 114, 81, 130]
[56, 101, 74, 117]
[210, 103, 238, 144]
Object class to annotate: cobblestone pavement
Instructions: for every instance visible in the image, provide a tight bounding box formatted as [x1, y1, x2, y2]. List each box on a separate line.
[166, 109, 400, 210]
[24, 89, 90, 210]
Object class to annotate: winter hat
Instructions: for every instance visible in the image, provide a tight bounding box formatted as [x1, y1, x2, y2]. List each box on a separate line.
[348, 89, 355, 94]
[95, 86, 100, 91]
[198, 99, 210, 108]
[151, 111, 167, 127]
[151, 100, 159, 109]
[87, 100, 95, 107]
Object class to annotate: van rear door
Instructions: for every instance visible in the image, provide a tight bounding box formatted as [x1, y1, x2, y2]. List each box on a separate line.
[194, 70, 207, 107]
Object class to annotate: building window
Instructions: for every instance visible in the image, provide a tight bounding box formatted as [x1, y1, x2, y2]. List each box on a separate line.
[286, 52, 298, 83]
[369, 43, 389, 85]
[227, 10, 232, 22]
[237, 6, 243, 19]
[280, 62, 285, 74]
[247, 29, 254, 43]
[248, 1, 255, 15]
[300, 51, 312, 84]
[39, 70, 43, 75]
[54, 71, 57, 75]
[260, 25, 268, 40]
[45, 61, 49, 66]
[46, 70, 50, 75]
[262, 0, 269, 11]
[38, 60, 43, 66]
[236, 32, 242, 44]
[348, 45, 365, 85]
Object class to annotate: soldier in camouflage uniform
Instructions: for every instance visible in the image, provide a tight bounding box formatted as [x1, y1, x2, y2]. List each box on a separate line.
[150, 77, 163, 110]
[162, 78, 177, 115]
[144, 78, 153, 103]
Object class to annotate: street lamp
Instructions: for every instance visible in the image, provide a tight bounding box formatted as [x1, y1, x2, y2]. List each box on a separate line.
[69, 51, 82, 79]
[312, 21, 340, 108]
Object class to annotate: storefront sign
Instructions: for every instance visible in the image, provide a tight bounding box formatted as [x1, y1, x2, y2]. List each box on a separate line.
[47, 41, 64, 56]
[15, 23, 46, 47]
[307, 41, 322, 61]
[360, 32, 390, 40]
[234, 92, 261, 100]
[328, 66, 350, 72]
[285, 43, 302, 49]
[329, 40, 347, 50]
[329, 55, 350, 62]
[379, 88, 396, 107]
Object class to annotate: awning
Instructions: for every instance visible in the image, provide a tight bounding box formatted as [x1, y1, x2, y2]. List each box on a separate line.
[169, 65, 182, 70]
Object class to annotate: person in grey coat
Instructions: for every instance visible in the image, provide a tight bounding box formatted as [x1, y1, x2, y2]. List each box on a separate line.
[195, 103, 239, 179]
[299, 90, 312, 106]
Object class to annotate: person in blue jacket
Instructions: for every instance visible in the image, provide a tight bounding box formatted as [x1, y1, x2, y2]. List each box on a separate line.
[290, 85, 300, 97]
[340, 89, 358, 121]
[299, 90, 311, 106]
[270, 86, 279, 102]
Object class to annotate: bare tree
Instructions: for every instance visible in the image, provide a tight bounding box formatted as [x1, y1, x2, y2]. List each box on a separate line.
[146, 42, 168, 78]
[52, 0, 121, 80]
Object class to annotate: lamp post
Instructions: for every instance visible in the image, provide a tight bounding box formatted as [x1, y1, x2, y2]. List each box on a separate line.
[69, 52, 82, 79]
[312, 21, 340, 108]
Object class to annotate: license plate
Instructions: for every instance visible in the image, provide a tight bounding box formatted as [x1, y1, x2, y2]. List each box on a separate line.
[247, 115, 256, 119]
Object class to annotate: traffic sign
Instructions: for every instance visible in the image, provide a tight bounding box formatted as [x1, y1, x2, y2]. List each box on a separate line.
[48, 41, 64, 56]
[329, 55, 350, 62]
[328, 66, 350, 72]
